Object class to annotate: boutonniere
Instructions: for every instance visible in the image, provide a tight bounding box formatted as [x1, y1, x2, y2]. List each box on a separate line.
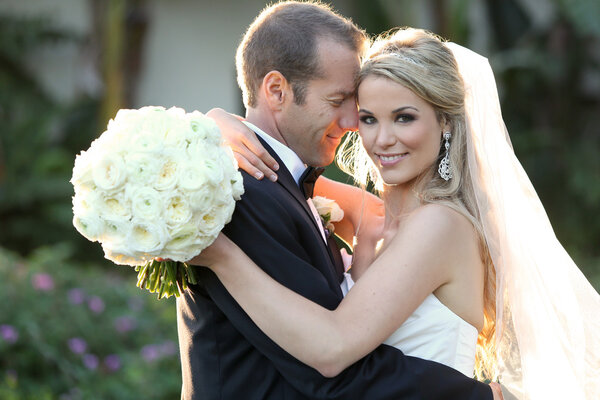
[310, 196, 344, 237]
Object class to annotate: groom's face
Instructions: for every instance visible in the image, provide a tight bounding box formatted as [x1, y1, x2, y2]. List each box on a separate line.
[279, 39, 360, 167]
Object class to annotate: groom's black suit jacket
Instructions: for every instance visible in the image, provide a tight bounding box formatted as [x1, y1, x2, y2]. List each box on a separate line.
[177, 138, 492, 400]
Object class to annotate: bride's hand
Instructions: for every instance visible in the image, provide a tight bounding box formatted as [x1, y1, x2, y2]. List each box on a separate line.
[186, 232, 235, 269]
[207, 108, 279, 182]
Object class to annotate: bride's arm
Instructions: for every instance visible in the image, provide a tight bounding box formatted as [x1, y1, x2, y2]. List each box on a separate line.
[191, 204, 463, 377]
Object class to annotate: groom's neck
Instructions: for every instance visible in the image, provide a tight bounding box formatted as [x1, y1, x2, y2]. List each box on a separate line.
[246, 108, 289, 148]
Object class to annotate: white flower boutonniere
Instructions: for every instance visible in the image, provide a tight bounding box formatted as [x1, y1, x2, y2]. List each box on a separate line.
[311, 196, 344, 237]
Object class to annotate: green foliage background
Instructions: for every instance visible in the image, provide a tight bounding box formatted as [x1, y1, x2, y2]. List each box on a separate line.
[0, 0, 598, 398]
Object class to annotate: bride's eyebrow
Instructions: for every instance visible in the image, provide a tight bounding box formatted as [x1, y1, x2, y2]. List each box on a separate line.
[391, 106, 418, 113]
[358, 108, 372, 114]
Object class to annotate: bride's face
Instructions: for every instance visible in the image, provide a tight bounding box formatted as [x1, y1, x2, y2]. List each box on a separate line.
[357, 75, 445, 187]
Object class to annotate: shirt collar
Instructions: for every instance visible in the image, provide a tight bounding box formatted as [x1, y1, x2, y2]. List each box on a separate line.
[243, 121, 307, 184]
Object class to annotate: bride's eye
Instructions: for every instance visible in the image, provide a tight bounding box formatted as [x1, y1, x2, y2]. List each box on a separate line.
[396, 114, 415, 123]
[359, 115, 376, 125]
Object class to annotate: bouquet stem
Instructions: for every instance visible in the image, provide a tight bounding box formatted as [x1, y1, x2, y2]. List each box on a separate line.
[135, 260, 198, 299]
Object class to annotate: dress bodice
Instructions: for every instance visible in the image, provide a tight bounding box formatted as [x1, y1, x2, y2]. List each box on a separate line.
[383, 293, 478, 377]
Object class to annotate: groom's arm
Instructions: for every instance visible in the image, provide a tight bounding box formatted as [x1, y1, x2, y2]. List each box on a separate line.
[204, 175, 492, 399]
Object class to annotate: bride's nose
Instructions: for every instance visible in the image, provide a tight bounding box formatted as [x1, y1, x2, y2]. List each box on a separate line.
[374, 124, 397, 148]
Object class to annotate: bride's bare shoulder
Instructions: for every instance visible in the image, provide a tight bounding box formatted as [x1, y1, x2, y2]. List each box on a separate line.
[399, 203, 478, 248]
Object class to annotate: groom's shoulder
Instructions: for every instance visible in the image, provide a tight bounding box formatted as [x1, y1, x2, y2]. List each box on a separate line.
[236, 170, 289, 207]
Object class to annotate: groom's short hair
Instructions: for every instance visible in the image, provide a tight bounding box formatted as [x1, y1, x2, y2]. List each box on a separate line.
[236, 1, 367, 108]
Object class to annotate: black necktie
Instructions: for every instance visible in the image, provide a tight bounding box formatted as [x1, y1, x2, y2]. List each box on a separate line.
[299, 166, 325, 199]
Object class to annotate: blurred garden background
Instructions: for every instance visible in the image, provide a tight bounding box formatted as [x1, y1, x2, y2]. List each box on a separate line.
[1, 0, 599, 398]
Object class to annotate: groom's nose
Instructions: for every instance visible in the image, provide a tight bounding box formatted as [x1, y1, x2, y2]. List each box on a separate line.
[338, 102, 359, 132]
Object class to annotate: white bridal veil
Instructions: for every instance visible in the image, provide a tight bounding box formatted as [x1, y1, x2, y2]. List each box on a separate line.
[446, 43, 600, 399]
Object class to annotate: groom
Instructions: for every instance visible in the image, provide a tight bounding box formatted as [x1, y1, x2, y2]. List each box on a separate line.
[177, 2, 496, 399]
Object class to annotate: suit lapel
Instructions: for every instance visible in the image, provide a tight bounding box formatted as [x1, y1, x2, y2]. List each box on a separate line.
[256, 136, 326, 240]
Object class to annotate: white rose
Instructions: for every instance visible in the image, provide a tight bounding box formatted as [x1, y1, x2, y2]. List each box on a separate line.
[215, 179, 233, 202]
[217, 146, 239, 175]
[178, 161, 208, 192]
[164, 108, 196, 145]
[187, 185, 215, 213]
[98, 192, 132, 222]
[162, 224, 203, 261]
[92, 153, 127, 192]
[164, 193, 193, 227]
[166, 106, 185, 119]
[185, 139, 209, 160]
[128, 218, 168, 255]
[188, 111, 222, 144]
[130, 130, 163, 154]
[100, 217, 132, 257]
[72, 189, 102, 218]
[198, 200, 234, 237]
[114, 108, 147, 125]
[141, 107, 171, 135]
[130, 187, 164, 220]
[71, 150, 94, 186]
[72, 213, 104, 242]
[102, 242, 144, 267]
[153, 154, 179, 191]
[202, 157, 224, 185]
[311, 196, 344, 223]
[125, 152, 160, 186]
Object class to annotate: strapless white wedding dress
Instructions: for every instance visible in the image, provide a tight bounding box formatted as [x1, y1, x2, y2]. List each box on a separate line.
[341, 273, 478, 376]
[383, 293, 478, 376]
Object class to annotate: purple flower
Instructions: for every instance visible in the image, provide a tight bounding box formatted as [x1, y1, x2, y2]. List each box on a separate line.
[87, 296, 105, 314]
[83, 353, 99, 370]
[0, 325, 19, 344]
[114, 316, 137, 333]
[104, 354, 121, 372]
[141, 344, 160, 362]
[68, 288, 86, 305]
[68, 337, 87, 354]
[32, 273, 54, 291]
[159, 340, 177, 357]
[140, 340, 178, 362]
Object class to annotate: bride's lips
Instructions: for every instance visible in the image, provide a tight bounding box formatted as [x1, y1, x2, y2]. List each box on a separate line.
[377, 152, 409, 166]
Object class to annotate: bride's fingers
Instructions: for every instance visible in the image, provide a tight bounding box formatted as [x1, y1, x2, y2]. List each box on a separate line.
[242, 135, 279, 173]
[233, 144, 278, 182]
[233, 151, 268, 180]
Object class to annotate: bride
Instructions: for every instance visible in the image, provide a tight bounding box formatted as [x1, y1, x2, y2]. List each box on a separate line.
[194, 28, 600, 399]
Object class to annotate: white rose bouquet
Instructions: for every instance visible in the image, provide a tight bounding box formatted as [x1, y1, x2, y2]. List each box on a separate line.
[71, 106, 244, 299]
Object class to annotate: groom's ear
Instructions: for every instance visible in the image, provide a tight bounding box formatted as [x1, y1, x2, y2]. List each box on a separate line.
[262, 71, 292, 111]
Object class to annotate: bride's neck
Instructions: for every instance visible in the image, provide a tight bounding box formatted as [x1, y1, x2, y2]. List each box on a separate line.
[382, 184, 421, 230]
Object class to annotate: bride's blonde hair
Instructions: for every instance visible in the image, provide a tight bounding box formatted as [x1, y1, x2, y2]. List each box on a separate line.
[338, 27, 497, 380]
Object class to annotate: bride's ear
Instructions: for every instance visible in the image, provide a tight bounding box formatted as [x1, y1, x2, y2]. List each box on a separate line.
[262, 71, 292, 112]
[440, 117, 452, 136]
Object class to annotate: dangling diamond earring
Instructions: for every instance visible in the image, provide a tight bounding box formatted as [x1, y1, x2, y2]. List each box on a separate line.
[438, 131, 452, 181]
